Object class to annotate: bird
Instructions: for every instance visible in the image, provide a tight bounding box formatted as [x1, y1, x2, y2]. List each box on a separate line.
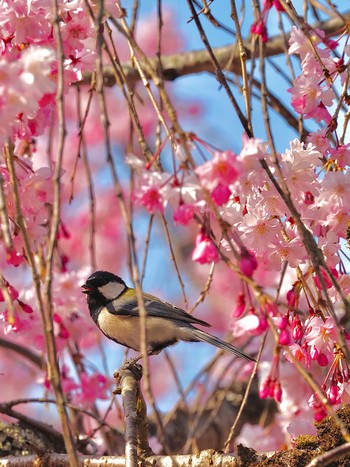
[82, 270, 256, 363]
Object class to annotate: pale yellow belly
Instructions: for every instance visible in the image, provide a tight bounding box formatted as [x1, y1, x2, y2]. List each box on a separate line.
[97, 307, 187, 352]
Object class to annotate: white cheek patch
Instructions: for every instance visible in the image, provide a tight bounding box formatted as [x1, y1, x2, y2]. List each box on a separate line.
[98, 282, 125, 300]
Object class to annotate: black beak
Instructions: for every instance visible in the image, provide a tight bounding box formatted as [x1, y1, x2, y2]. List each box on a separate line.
[81, 284, 92, 294]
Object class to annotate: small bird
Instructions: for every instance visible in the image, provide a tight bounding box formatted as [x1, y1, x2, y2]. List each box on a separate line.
[82, 271, 255, 362]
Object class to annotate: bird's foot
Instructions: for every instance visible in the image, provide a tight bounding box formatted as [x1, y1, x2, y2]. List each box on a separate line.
[113, 355, 144, 392]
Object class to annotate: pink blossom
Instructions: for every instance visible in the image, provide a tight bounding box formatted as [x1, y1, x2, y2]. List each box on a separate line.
[60, 9, 95, 55]
[279, 329, 291, 345]
[0, 281, 19, 301]
[259, 377, 272, 399]
[133, 173, 169, 215]
[64, 49, 96, 82]
[329, 144, 350, 169]
[138, 186, 165, 214]
[0, 310, 32, 334]
[286, 287, 299, 308]
[285, 343, 310, 367]
[282, 139, 323, 169]
[274, 381, 282, 402]
[0, 0, 52, 46]
[327, 384, 341, 405]
[51, 268, 96, 347]
[173, 203, 195, 225]
[272, 0, 284, 11]
[238, 135, 269, 172]
[317, 353, 329, 367]
[59, 365, 79, 396]
[195, 151, 239, 191]
[277, 315, 288, 330]
[313, 268, 337, 290]
[251, 20, 268, 42]
[236, 423, 285, 453]
[72, 372, 111, 406]
[211, 183, 231, 205]
[192, 233, 219, 264]
[307, 129, 331, 154]
[289, 75, 329, 114]
[17, 300, 33, 314]
[308, 393, 327, 422]
[304, 316, 337, 359]
[0, 45, 56, 147]
[268, 238, 307, 270]
[20, 46, 56, 95]
[288, 27, 311, 59]
[259, 377, 282, 402]
[53, 313, 70, 339]
[240, 248, 258, 277]
[303, 191, 314, 205]
[305, 103, 333, 124]
[256, 191, 286, 217]
[237, 213, 280, 254]
[232, 292, 245, 318]
[231, 311, 268, 338]
[292, 315, 303, 340]
[287, 416, 317, 442]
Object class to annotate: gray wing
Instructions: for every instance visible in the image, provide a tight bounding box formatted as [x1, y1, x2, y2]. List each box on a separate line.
[106, 290, 211, 328]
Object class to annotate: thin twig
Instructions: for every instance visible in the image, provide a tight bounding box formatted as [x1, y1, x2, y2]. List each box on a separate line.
[0, 173, 12, 249]
[224, 333, 266, 451]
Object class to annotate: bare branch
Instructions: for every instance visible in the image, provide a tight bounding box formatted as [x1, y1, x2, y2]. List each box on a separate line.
[0, 338, 45, 369]
[78, 14, 348, 87]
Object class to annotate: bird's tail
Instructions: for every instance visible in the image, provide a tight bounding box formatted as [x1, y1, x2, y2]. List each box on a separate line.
[191, 329, 256, 362]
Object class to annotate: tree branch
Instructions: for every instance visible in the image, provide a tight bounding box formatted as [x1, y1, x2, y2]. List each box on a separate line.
[78, 14, 348, 87]
[0, 338, 45, 369]
[306, 442, 350, 467]
[0, 450, 264, 466]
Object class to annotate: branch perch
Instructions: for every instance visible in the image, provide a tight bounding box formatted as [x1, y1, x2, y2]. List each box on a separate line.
[114, 363, 152, 466]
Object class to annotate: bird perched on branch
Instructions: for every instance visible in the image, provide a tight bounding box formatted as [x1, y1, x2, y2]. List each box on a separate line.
[82, 270, 255, 362]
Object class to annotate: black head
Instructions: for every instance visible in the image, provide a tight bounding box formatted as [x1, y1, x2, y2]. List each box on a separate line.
[82, 271, 127, 304]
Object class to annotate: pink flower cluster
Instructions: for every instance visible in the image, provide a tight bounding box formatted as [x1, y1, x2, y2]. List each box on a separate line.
[250, 0, 284, 43]
[129, 70, 350, 423]
[0, 0, 108, 148]
[45, 365, 112, 407]
[129, 134, 348, 277]
[288, 26, 341, 123]
[0, 157, 56, 266]
[0, 45, 56, 148]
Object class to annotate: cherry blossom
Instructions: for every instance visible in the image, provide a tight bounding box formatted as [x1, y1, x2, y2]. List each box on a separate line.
[132, 172, 170, 215]
[304, 316, 337, 361]
[195, 150, 239, 192]
[173, 203, 195, 225]
[192, 232, 219, 264]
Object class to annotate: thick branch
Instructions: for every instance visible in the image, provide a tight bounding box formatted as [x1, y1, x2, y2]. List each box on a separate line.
[116, 364, 144, 467]
[79, 14, 348, 87]
[0, 450, 262, 466]
[0, 403, 65, 453]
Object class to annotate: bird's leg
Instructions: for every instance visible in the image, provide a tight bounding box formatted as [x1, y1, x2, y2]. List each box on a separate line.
[113, 358, 143, 395]
[124, 353, 144, 367]
[113, 349, 162, 379]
